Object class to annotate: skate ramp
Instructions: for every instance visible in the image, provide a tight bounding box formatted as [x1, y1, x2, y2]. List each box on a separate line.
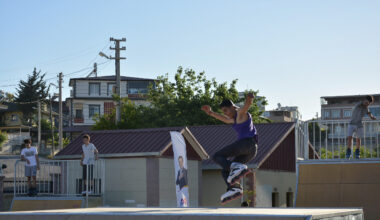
[296, 159, 380, 220]
[0, 207, 363, 220]
[10, 197, 84, 211]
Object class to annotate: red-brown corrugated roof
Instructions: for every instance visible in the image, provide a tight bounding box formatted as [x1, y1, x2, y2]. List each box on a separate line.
[57, 123, 295, 169]
[188, 123, 295, 167]
[56, 127, 184, 156]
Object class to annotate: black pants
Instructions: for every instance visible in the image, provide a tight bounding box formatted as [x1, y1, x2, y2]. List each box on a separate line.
[213, 137, 257, 189]
[82, 164, 94, 180]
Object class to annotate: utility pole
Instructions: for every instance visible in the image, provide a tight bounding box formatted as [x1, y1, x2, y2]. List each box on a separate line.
[49, 95, 55, 157]
[37, 100, 41, 150]
[109, 37, 126, 123]
[58, 72, 63, 150]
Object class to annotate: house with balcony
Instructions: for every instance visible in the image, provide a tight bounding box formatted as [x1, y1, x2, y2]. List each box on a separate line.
[0, 102, 59, 155]
[65, 75, 155, 135]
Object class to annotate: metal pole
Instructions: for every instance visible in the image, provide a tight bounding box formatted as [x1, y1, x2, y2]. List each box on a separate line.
[59, 73, 63, 150]
[38, 100, 41, 149]
[50, 95, 55, 157]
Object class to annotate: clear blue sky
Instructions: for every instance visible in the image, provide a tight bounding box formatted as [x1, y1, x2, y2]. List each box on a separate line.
[1, 0, 380, 120]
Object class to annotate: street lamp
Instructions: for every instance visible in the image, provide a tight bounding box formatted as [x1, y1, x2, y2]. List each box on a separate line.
[98, 52, 110, 59]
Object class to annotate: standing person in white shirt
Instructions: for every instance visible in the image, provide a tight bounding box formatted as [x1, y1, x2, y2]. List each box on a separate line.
[80, 134, 98, 195]
[20, 139, 40, 196]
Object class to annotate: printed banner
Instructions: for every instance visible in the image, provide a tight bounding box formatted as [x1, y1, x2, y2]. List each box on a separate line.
[170, 131, 190, 207]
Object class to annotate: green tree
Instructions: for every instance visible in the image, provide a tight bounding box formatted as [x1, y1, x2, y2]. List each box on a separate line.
[0, 90, 15, 102]
[0, 131, 7, 148]
[147, 67, 267, 127]
[15, 68, 49, 125]
[94, 66, 268, 130]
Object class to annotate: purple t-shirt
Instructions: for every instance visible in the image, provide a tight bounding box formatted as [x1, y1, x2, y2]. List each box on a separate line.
[233, 113, 257, 141]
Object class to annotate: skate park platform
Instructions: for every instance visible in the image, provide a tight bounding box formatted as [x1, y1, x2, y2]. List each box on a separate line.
[10, 197, 84, 211]
[296, 158, 380, 220]
[0, 207, 363, 220]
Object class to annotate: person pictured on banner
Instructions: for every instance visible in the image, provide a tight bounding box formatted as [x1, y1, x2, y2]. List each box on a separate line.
[176, 156, 188, 190]
[201, 92, 258, 205]
[176, 156, 189, 207]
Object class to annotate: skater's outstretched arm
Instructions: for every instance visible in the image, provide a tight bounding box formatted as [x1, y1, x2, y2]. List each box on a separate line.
[239, 93, 255, 115]
[201, 105, 234, 124]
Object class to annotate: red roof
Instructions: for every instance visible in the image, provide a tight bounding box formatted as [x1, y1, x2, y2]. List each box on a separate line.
[57, 123, 295, 169]
[188, 123, 295, 168]
[57, 127, 184, 156]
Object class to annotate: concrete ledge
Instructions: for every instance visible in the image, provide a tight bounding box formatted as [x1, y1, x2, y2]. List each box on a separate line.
[0, 207, 363, 220]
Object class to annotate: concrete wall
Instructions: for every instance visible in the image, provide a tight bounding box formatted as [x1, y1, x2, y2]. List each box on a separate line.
[201, 170, 242, 207]
[104, 158, 147, 207]
[158, 158, 199, 207]
[201, 169, 296, 208]
[255, 170, 296, 208]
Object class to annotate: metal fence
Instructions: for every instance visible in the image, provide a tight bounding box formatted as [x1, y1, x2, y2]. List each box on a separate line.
[303, 120, 380, 159]
[14, 159, 105, 199]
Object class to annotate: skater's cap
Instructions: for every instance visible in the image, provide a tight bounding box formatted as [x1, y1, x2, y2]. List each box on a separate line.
[220, 99, 238, 108]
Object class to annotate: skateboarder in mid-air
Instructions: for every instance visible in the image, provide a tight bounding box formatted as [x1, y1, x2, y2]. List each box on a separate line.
[202, 93, 258, 205]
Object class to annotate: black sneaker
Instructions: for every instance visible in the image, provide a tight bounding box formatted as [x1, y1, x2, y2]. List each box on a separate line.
[31, 187, 38, 197]
[27, 188, 33, 197]
[346, 148, 352, 159]
[354, 149, 360, 159]
[220, 187, 243, 205]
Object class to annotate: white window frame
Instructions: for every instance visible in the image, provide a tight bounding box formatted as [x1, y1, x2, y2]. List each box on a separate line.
[89, 105, 100, 118]
[331, 109, 340, 118]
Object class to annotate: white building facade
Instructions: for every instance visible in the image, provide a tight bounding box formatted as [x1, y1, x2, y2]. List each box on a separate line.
[67, 75, 155, 126]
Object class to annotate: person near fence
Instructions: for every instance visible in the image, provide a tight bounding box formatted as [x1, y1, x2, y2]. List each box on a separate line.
[20, 139, 40, 196]
[201, 92, 258, 205]
[80, 134, 98, 195]
[346, 95, 377, 159]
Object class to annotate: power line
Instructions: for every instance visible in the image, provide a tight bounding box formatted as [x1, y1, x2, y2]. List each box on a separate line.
[0, 60, 111, 88]
[0, 41, 111, 73]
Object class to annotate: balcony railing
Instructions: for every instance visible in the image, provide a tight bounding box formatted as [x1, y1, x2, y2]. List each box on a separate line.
[305, 120, 380, 159]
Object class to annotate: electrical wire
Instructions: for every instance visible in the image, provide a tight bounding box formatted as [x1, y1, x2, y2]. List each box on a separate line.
[0, 59, 111, 88]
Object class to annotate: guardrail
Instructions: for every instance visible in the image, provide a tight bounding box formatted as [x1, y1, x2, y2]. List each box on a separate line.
[306, 120, 380, 159]
[14, 159, 105, 199]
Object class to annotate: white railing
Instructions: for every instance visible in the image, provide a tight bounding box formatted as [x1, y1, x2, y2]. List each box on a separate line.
[295, 120, 309, 160]
[14, 159, 106, 201]
[303, 120, 380, 159]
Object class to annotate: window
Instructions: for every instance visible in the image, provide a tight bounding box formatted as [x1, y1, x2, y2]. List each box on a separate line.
[272, 192, 279, 207]
[368, 107, 380, 117]
[75, 109, 83, 119]
[286, 192, 294, 207]
[324, 110, 330, 118]
[127, 81, 152, 94]
[89, 105, 100, 118]
[107, 83, 116, 96]
[343, 110, 351, 118]
[11, 114, 18, 121]
[332, 109, 340, 118]
[89, 83, 100, 96]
